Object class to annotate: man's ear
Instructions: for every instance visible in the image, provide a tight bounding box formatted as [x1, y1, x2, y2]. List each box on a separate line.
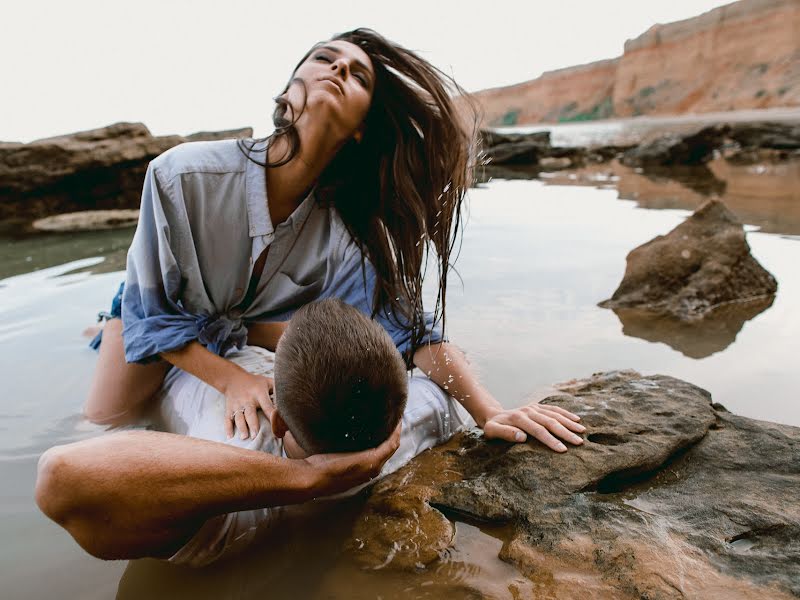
[271, 409, 289, 439]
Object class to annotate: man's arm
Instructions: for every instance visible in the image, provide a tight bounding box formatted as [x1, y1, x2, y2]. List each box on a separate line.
[35, 428, 399, 560]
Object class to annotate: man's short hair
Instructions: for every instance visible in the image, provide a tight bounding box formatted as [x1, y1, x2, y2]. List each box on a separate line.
[273, 298, 408, 455]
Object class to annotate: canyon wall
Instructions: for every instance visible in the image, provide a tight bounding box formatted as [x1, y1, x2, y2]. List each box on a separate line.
[473, 0, 800, 126]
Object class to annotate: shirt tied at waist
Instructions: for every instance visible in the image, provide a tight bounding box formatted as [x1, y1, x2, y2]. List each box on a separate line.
[197, 313, 248, 357]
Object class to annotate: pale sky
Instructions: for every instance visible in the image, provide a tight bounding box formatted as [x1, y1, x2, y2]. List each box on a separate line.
[1, 0, 733, 142]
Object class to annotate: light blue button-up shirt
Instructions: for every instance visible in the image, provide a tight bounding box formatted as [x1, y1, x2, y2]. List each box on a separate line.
[122, 139, 442, 364]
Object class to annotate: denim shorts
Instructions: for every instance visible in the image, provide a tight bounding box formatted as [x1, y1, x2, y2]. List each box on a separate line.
[89, 281, 125, 351]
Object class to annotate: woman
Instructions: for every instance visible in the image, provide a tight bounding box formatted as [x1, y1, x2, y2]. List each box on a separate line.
[85, 28, 585, 451]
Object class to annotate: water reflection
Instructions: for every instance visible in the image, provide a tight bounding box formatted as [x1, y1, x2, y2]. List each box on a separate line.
[116, 495, 529, 600]
[537, 157, 800, 236]
[609, 297, 776, 359]
[0, 220, 133, 280]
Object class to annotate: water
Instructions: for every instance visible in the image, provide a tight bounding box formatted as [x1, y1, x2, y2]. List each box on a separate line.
[2, 144, 799, 598]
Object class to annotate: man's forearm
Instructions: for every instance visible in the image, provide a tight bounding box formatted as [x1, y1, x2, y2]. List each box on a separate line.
[412, 342, 502, 427]
[35, 430, 318, 559]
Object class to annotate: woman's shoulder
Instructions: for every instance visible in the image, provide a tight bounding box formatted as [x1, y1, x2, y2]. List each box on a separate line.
[150, 138, 257, 182]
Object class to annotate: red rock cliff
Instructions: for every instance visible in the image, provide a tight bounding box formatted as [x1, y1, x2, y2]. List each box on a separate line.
[473, 0, 800, 126]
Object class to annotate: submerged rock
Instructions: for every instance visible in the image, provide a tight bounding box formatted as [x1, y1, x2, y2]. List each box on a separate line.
[0, 122, 252, 219]
[349, 371, 800, 599]
[599, 199, 777, 320]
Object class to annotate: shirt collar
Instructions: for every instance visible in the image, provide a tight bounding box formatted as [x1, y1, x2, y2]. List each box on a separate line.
[245, 138, 319, 237]
[244, 139, 274, 238]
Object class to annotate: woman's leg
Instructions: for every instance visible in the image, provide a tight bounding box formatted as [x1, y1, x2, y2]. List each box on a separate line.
[84, 319, 171, 425]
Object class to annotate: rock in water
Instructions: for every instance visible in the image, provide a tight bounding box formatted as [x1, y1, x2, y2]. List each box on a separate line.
[0, 122, 253, 219]
[599, 199, 777, 320]
[348, 371, 800, 599]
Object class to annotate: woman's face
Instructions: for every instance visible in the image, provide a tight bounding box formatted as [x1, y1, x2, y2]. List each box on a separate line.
[286, 39, 375, 139]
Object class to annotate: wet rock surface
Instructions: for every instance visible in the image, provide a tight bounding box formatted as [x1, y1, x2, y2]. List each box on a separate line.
[349, 371, 800, 599]
[599, 199, 777, 319]
[0, 122, 252, 219]
[622, 122, 800, 168]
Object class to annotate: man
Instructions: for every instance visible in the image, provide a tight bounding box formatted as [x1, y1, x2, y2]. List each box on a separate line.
[36, 300, 472, 565]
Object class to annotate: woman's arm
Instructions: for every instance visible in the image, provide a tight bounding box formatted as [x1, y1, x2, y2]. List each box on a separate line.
[35, 427, 400, 560]
[413, 342, 586, 452]
[245, 321, 289, 351]
[162, 342, 275, 440]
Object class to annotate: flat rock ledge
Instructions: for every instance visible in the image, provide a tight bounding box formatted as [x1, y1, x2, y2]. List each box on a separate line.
[599, 199, 777, 320]
[0, 122, 253, 219]
[347, 371, 800, 599]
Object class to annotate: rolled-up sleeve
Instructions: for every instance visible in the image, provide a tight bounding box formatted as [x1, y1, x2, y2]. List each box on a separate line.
[321, 242, 445, 363]
[122, 163, 203, 363]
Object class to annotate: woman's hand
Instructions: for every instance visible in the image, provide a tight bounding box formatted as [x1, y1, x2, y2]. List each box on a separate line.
[302, 423, 401, 497]
[222, 371, 276, 440]
[482, 402, 586, 452]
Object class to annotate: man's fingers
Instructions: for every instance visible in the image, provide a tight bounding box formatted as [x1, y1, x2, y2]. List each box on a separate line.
[368, 423, 402, 473]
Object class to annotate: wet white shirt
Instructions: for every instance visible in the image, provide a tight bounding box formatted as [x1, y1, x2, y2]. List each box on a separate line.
[147, 346, 472, 567]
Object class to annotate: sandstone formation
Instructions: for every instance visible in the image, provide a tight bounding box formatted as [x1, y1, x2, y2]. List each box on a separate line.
[0, 122, 253, 219]
[599, 199, 777, 319]
[472, 0, 800, 126]
[347, 370, 800, 599]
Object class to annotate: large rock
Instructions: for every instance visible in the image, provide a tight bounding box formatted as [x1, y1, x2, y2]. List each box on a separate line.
[621, 126, 727, 167]
[0, 122, 253, 219]
[347, 371, 800, 599]
[480, 130, 553, 165]
[598, 199, 777, 320]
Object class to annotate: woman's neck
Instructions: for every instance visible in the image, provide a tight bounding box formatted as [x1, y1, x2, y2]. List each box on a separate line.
[265, 114, 346, 226]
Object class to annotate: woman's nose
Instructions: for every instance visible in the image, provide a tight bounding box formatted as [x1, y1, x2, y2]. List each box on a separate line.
[331, 59, 348, 78]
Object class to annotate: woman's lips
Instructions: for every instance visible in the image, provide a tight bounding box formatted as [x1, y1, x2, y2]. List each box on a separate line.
[318, 77, 344, 95]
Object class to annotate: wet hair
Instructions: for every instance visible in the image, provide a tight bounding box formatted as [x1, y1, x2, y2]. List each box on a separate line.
[239, 28, 481, 359]
[273, 298, 408, 454]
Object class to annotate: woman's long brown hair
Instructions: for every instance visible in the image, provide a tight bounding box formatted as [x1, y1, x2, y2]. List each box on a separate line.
[239, 28, 481, 359]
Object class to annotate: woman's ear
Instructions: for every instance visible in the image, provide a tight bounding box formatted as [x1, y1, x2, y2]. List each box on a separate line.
[271, 410, 289, 439]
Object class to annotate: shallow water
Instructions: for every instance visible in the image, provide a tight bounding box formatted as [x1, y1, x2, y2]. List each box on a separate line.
[2, 151, 799, 597]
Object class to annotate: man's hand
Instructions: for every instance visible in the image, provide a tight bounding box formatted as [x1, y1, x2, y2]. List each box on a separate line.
[302, 423, 402, 497]
[222, 371, 275, 440]
[483, 403, 585, 452]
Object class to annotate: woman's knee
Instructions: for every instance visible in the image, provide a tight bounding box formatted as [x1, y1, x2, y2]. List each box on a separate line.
[84, 319, 166, 424]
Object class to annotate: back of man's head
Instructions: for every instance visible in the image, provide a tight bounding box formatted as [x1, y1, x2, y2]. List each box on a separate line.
[273, 298, 408, 455]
